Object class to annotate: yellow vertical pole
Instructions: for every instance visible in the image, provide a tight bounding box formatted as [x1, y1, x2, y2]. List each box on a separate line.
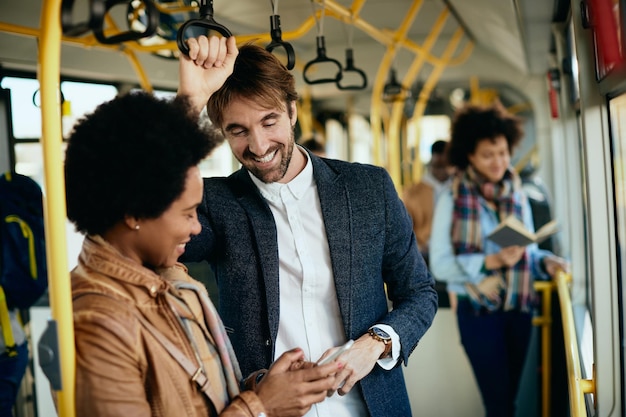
[370, 53, 391, 167]
[121, 48, 153, 93]
[298, 87, 314, 140]
[391, 7, 451, 186]
[38, 1, 75, 416]
[532, 281, 553, 417]
[385, 0, 423, 186]
[105, 15, 153, 93]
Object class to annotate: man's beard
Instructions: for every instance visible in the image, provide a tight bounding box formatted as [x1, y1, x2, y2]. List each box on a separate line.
[240, 128, 295, 183]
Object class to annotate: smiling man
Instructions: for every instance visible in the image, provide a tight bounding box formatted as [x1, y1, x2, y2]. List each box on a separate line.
[178, 36, 438, 417]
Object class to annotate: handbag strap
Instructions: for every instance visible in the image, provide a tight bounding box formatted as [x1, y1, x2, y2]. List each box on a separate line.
[74, 290, 215, 400]
[133, 312, 214, 398]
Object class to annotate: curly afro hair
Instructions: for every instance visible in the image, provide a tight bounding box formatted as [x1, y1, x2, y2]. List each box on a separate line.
[65, 91, 222, 236]
[448, 102, 524, 170]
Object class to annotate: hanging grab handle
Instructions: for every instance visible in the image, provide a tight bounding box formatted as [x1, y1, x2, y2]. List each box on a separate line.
[265, 15, 296, 70]
[336, 48, 367, 90]
[177, 0, 232, 56]
[61, 0, 100, 37]
[91, 0, 160, 44]
[303, 36, 343, 85]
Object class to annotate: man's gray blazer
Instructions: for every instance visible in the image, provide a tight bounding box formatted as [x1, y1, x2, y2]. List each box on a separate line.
[182, 151, 438, 417]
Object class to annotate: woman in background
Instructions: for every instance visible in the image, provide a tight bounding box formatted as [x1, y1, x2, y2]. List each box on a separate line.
[429, 102, 568, 417]
[64, 91, 340, 417]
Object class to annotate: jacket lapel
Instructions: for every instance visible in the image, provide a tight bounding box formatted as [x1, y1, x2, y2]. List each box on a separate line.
[229, 169, 280, 339]
[310, 156, 353, 334]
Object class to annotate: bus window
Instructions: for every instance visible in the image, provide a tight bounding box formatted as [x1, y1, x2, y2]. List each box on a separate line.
[0, 77, 42, 139]
[60, 81, 117, 138]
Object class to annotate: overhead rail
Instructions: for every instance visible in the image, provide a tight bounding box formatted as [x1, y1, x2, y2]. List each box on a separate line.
[0, 0, 474, 146]
[1, 0, 471, 96]
[0, 1, 475, 71]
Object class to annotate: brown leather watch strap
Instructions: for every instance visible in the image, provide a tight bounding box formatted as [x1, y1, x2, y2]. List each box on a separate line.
[368, 328, 392, 359]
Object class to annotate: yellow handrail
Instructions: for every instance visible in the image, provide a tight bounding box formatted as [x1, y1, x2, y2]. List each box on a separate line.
[39, 0, 76, 416]
[555, 270, 595, 417]
[533, 271, 596, 417]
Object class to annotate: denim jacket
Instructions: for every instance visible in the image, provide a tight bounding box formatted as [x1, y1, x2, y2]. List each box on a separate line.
[430, 188, 552, 296]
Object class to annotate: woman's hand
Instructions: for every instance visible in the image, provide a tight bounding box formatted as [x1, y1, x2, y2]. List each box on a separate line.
[177, 35, 238, 115]
[498, 245, 526, 267]
[542, 255, 570, 277]
[476, 275, 506, 302]
[255, 348, 341, 417]
[486, 245, 526, 269]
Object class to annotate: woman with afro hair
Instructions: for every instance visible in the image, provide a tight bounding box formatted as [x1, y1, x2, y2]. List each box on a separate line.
[429, 102, 568, 417]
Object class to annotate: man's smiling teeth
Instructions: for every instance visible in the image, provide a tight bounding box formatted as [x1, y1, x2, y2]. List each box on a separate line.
[255, 150, 276, 163]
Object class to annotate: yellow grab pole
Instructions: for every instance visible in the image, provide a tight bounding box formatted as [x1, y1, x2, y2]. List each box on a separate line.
[532, 281, 554, 417]
[39, 1, 75, 416]
[392, 7, 451, 186]
[121, 48, 153, 93]
[298, 87, 314, 140]
[385, 0, 423, 188]
[410, 27, 465, 184]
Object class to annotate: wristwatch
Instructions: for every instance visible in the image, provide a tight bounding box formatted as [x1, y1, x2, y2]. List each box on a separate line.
[368, 327, 392, 359]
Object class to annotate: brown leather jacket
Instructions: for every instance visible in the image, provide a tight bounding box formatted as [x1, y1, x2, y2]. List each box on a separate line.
[71, 235, 266, 417]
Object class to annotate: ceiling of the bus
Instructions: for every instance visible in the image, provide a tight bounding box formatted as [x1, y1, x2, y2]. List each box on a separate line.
[0, 0, 558, 114]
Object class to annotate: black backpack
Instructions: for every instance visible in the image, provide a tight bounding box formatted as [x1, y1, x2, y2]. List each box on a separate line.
[0, 171, 48, 310]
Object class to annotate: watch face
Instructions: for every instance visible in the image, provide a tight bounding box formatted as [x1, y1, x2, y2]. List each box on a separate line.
[372, 327, 390, 339]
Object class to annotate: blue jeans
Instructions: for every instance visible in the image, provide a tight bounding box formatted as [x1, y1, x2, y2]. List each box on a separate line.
[457, 298, 532, 417]
[0, 342, 29, 417]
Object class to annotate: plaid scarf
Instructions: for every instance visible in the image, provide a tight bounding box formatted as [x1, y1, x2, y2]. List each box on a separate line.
[451, 166, 533, 312]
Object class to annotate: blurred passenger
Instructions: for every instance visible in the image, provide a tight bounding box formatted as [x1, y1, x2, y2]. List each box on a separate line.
[402, 139, 452, 261]
[64, 91, 340, 417]
[300, 137, 326, 157]
[177, 36, 437, 417]
[402, 139, 453, 308]
[429, 102, 569, 417]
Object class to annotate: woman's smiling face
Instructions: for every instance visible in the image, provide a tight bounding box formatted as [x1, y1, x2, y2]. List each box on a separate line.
[468, 135, 510, 183]
[133, 166, 203, 268]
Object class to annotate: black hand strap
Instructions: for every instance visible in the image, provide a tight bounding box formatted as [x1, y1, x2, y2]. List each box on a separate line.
[177, 0, 232, 56]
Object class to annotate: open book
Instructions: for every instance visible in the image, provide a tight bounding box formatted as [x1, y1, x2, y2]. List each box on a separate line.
[487, 215, 558, 247]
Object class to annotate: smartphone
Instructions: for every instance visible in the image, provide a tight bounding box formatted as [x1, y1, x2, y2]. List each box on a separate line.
[316, 339, 354, 365]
